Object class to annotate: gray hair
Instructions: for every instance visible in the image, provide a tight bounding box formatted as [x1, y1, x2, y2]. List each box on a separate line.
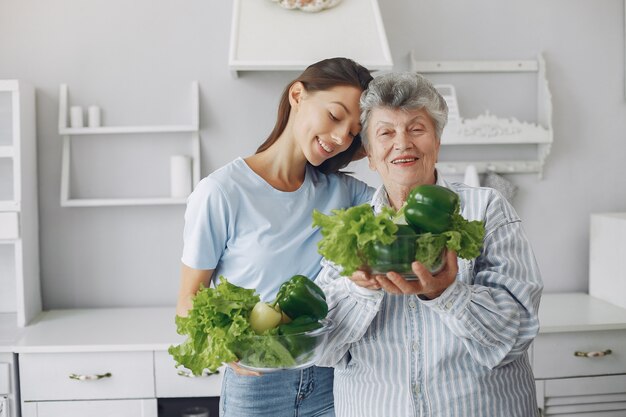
[360, 72, 448, 146]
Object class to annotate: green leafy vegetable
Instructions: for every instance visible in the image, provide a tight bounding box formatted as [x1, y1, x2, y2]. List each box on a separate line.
[312, 186, 486, 275]
[169, 277, 299, 375]
[312, 204, 398, 275]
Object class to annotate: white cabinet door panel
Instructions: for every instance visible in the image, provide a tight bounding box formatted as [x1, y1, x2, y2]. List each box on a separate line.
[22, 399, 157, 417]
[154, 350, 222, 398]
[20, 351, 154, 401]
[533, 330, 626, 379]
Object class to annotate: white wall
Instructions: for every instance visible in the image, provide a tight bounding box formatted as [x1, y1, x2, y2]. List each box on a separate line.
[1, 0, 625, 309]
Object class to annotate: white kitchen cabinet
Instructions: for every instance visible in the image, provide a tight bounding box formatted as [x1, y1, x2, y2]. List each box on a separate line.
[154, 351, 223, 398]
[534, 293, 626, 416]
[57, 82, 200, 207]
[21, 399, 157, 417]
[19, 351, 155, 401]
[0, 80, 41, 328]
[14, 308, 219, 416]
[228, 0, 392, 77]
[0, 353, 19, 417]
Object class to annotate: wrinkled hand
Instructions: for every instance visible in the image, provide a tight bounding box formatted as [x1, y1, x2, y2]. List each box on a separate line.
[228, 361, 261, 377]
[375, 250, 458, 299]
[350, 269, 382, 290]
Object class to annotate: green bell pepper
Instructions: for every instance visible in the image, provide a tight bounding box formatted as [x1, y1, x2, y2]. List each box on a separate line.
[273, 275, 328, 321]
[278, 316, 323, 360]
[405, 184, 459, 234]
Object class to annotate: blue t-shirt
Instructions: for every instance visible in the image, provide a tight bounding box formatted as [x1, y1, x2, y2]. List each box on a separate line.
[182, 157, 373, 301]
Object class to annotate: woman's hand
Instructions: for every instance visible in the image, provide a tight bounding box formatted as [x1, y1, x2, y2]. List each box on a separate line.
[350, 269, 382, 290]
[228, 362, 261, 377]
[375, 250, 458, 299]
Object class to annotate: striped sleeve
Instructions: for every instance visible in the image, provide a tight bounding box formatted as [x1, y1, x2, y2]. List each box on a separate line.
[420, 189, 543, 369]
[314, 259, 384, 368]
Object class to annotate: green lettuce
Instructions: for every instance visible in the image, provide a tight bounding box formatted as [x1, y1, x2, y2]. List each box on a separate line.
[313, 200, 485, 275]
[312, 204, 398, 276]
[168, 277, 296, 375]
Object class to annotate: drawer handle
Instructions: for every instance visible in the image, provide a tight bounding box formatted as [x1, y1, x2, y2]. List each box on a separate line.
[574, 349, 612, 358]
[177, 369, 218, 378]
[69, 372, 112, 381]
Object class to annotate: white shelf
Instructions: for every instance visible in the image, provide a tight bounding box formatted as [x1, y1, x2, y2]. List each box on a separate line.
[410, 52, 553, 177]
[0, 145, 14, 158]
[229, 0, 393, 76]
[58, 125, 197, 136]
[62, 197, 188, 208]
[58, 82, 201, 207]
[0, 80, 41, 328]
[0, 201, 19, 211]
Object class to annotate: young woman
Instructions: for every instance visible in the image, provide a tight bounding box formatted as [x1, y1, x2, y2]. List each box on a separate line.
[175, 58, 374, 417]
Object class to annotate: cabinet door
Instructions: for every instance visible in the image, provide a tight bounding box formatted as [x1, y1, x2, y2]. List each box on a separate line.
[154, 350, 223, 398]
[21, 399, 157, 417]
[20, 351, 154, 401]
[533, 329, 626, 379]
[538, 374, 626, 416]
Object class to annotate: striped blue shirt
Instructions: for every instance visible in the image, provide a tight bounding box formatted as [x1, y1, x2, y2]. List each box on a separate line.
[315, 177, 543, 417]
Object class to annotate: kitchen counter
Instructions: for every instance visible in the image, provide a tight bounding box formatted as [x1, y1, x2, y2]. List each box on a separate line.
[7, 293, 626, 352]
[12, 307, 183, 353]
[539, 292, 626, 333]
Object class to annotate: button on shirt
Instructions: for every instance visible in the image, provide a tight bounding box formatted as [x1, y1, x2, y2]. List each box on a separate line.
[315, 177, 543, 417]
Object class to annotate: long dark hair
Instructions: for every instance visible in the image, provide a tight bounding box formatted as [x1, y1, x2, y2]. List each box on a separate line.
[256, 57, 373, 174]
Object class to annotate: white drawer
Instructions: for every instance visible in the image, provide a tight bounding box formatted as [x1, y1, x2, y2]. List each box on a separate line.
[21, 399, 157, 417]
[0, 212, 18, 240]
[538, 374, 626, 416]
[19, 351, 155, 401]
[154, 350, 223, 398]
[533, 329, 626, 379]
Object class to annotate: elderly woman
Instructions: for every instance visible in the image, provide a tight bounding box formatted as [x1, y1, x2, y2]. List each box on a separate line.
[314, 72, 543, 417]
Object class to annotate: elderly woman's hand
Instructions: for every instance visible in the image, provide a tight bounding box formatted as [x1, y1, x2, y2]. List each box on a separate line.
[375, 250, 458, 299]
[350, 269, 382, 291]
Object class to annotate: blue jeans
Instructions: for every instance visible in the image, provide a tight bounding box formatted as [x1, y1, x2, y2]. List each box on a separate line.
[219, 365, 335, 417]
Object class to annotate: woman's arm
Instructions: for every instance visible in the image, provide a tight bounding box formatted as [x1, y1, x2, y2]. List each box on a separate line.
[175, 263, 214, 317]
[315, 261, 384, 368]
[420, 219, 543, 369]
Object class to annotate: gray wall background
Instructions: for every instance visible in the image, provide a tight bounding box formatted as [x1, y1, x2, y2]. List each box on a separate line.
[1, 0, 625, 309]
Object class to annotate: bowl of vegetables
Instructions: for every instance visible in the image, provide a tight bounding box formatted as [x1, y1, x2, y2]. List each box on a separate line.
[312, 184, 485, 280]
[169, 274, 332, 376]
[236, 317, 334, 372]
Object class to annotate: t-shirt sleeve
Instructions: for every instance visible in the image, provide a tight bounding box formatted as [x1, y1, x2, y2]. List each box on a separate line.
[343, 174, 375, 206]
[180, 177, 230, 270]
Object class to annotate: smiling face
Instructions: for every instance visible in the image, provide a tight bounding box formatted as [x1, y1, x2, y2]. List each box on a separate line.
[289, 83, 363, 166]
[366, 106, 440, 192]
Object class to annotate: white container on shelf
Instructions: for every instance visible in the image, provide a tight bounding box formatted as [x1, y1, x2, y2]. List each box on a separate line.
[87, 105, 101, 128]
[69, 106, 83, 128]
[170, 155, 192, 198]
[589, 212, 626, 309]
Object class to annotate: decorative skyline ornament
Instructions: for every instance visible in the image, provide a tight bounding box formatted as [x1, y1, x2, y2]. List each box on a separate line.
[271, 0, 342, 13]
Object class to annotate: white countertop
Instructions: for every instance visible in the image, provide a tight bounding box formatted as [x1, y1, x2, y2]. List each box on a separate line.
[12, 307, 184, 353]
[3, 293, 626, 353]
[539, 292, 626, 333]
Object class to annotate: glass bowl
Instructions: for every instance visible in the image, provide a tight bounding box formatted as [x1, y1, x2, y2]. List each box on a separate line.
[370, 234, 446, 279]
[237, 319, 334, 373]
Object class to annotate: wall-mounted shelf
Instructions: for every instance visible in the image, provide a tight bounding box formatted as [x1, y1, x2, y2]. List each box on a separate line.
[0, 79, 41, 328]
[229, 0, 393, 77]
[57, 82, 201, 207]
[410, 52, 553, 178]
